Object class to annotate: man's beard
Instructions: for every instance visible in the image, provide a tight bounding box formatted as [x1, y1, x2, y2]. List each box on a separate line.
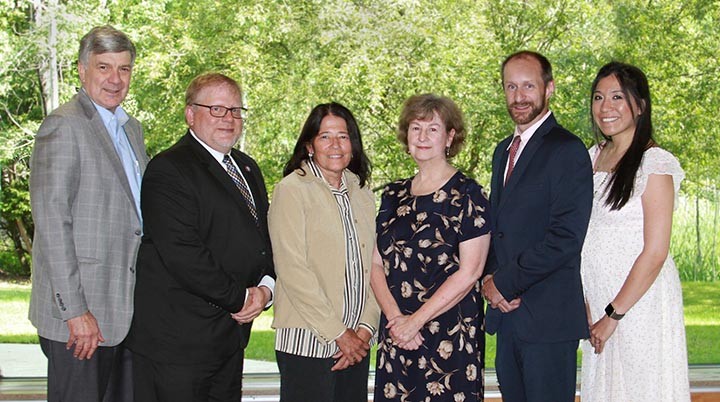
[507, 96, 546, 126]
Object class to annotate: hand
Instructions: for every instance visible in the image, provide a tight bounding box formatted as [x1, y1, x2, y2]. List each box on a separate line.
[331, 328, 370, 371]
[481, 276, 520, 313]
[386, 314, 423, 345]
[589, 315, 619, 354]
[231, 286, 271, 324]
[395, 332, 424, 350]
[330, 351, 352, 371]
[481, 275, 503, 307]
[504, 297, 522, 312]
[66, 311, 105, 360]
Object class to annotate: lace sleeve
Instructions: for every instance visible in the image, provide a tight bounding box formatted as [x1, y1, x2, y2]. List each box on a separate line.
[636, 148, 685, 206]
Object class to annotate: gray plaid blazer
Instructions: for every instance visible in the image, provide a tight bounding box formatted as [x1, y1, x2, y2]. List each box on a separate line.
[29, 90, 149, 346]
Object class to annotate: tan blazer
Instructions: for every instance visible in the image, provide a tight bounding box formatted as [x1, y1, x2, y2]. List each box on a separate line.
[269, 165, 379, 344]
[29, 90, 148, 346]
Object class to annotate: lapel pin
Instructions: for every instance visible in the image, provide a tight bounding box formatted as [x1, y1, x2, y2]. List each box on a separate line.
[244, 166, 251, 172]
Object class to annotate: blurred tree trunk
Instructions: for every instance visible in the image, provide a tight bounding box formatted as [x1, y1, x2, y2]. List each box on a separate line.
[34, 0, 60, 114]
[695, 195, 702, 281]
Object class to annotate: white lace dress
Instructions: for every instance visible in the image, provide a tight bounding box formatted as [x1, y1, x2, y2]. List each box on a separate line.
[580, 146, 690, 402]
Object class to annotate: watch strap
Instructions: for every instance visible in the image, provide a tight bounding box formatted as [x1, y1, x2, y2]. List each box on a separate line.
[605, 303, 625, 320]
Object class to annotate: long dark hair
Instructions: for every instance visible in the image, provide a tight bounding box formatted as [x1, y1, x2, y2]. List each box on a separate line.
[283, 102, 371, 188]
[591, 61, 654, 210]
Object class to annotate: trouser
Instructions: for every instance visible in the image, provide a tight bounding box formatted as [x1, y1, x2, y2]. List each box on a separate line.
[132, 346, 244, 402]
[40, 336, 133, 402]
[276, 350, 370, 402]
[495, 318, 578, 402]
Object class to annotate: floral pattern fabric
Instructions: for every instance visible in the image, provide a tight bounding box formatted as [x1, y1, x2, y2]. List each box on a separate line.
[374, 171, 491, 402]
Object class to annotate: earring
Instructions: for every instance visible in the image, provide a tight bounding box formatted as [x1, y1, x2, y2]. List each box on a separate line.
[308, 152, 314, 159]
[445, 146, 450, 157]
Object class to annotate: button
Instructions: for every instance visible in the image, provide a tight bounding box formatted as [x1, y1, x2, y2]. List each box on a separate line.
[135, 230, 142, 236]
[497, 232, 504, 238]
[61, 307, 66, 311]
[130, 267, 135, 273]
[260, 251, 266, 256]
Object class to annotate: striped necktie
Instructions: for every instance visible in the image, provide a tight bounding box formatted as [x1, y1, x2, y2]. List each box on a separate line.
[504, 135, 522, 185]
[223, 155, 258, 223]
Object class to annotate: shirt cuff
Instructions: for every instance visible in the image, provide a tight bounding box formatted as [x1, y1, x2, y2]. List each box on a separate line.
[357, 323, 376, 336]
[258, 275, 275, 308]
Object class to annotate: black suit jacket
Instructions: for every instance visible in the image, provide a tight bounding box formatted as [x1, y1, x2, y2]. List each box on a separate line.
[126, 132, 274, 364]
[485, 113, 592, 343]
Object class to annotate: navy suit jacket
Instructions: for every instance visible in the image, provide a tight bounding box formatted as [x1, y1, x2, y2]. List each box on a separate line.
[126, 132, 275, 364]
[485, 113, 592, 343]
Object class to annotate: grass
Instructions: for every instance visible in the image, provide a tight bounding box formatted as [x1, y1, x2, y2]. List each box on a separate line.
[0, 280, 37, 343]
[672, 196, 719, 281]
[3, 281, 717, 367]
[681, 282, 720, 364]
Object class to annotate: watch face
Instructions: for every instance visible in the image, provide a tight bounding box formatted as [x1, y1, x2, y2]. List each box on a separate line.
[605, 303, 614, 316]
[605, 303, 624, 320]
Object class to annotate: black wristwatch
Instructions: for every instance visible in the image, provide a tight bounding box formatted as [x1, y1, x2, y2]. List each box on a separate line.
[605, 303, 625, 320]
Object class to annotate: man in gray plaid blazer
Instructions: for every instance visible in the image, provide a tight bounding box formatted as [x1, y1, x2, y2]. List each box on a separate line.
[29, 26, 148, 402]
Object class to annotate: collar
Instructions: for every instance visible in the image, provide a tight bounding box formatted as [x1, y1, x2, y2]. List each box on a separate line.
[189, 129, 228, 165]
[305, 159, 348, 193]
[507, 110, 553, 150]
[86, 89, 129, 128]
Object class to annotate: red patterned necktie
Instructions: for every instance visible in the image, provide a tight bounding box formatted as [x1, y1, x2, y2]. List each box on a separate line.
[504, 135, 522, 185]
[223, 155, 258, 223]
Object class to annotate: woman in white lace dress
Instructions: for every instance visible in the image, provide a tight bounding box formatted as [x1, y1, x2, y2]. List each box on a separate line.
[580, 62, 690, 402]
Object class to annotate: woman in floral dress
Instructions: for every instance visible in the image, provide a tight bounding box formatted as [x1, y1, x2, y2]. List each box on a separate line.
[371, 94, 491, 401]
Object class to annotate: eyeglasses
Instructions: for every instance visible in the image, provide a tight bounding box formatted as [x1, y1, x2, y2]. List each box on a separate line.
[192, 103, 247, 119]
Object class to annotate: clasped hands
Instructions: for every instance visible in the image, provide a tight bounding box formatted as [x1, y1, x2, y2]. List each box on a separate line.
[331, 327, 372, 371]
[386, 314, 424, 351]
[481, 275, 521, 313]
[230, 286, 271, 324]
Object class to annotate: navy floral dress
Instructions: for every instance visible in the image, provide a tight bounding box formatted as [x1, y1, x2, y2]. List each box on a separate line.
[374, 171, 491, 402]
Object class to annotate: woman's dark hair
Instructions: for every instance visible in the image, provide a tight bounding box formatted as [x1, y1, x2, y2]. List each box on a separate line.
[591, 61, 654, 210]
[283, 102, 371, 188]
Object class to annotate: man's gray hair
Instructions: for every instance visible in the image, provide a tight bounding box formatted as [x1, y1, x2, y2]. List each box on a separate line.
[78, 25, 136, 66]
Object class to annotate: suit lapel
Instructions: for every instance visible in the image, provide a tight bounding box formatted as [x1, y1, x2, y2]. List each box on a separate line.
[230, 150, 266, 219]
[183, 134, 262, 229]
[77, 91, 139, 219]
[492, 136, 512, 205]
[207, 158, 254, 216]
[125, 120, 149, 171]
[496, 114, 557, 213]
[230, 152, 271, 237]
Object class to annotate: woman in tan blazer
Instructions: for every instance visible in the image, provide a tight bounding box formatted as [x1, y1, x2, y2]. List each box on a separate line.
[269, 102, 379, 402]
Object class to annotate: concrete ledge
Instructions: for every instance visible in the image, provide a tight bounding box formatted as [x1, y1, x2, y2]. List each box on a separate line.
[2, 367, 718, 401]
[2, 344, 717, 401]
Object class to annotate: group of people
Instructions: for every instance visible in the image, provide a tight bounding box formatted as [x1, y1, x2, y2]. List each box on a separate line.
[28, 25, 690, 402]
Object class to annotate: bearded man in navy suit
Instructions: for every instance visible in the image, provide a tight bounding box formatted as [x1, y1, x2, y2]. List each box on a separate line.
[481, 51, 593, 402]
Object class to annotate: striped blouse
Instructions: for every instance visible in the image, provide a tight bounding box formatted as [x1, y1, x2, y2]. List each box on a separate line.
[274, 160, 372, 358]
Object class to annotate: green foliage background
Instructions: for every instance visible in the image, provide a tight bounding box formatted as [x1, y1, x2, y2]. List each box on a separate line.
[0, 0, 718, 278]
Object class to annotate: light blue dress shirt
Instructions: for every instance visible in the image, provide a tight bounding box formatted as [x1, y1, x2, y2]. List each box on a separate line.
[91, 100, 143, 225]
